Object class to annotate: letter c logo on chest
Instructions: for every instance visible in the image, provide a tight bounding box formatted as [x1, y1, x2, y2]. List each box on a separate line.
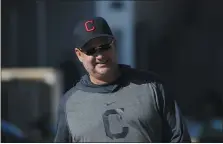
[102, 108, 129, 139]
[84, 20, 95, 32]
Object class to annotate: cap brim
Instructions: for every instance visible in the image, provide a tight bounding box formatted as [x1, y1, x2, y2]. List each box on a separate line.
[81, 34, 114, 50]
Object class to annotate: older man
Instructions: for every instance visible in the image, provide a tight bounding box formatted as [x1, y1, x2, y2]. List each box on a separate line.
[54, 17, 191, 143]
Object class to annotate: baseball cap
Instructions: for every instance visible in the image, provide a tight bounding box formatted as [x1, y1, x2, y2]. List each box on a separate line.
[73, 17, 114, 51]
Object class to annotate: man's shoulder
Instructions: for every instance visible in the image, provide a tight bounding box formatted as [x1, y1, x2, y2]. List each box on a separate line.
[120, 64, 163, 84]
[59, 86, 78, 106]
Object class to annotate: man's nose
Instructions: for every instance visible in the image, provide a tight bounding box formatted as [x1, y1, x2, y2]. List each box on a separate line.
[94, 49, 107, 58]
[95, 52, 104, 59]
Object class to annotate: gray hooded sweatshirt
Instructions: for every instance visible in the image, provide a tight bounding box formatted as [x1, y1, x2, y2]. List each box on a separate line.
[54, 64, 191, 142]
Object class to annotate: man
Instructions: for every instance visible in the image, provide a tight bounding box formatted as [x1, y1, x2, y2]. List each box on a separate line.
[54, 17, 191, 142]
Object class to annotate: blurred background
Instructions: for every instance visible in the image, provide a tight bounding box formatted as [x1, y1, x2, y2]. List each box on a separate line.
[1, 0, 223, 142]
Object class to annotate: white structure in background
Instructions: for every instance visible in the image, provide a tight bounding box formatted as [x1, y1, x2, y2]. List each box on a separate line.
[95, 1, 136, 68]
[2, 68, 63, 129]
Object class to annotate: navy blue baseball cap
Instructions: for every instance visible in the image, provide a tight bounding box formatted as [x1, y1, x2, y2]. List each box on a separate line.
[73, 17, 114, 51]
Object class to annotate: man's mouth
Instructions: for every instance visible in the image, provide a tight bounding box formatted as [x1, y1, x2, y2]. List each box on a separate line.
[97, 60, 108, 64]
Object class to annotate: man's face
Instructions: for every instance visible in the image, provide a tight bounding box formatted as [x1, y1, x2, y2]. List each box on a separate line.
[75, 37, 117, 78]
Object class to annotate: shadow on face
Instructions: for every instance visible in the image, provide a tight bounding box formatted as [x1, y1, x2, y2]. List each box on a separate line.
[75, 36, 118, 78]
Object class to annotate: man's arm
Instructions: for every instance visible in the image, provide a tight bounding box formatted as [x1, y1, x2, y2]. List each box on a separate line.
[154, 83, 191, 142]
[54, 97, 72, 142]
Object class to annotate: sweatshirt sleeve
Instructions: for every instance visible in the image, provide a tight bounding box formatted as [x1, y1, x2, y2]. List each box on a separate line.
[54, 96, 72, 143]
[154, 83, 191, 142]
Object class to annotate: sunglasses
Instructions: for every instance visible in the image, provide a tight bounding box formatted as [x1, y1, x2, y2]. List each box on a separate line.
[80, 40, 114, 56]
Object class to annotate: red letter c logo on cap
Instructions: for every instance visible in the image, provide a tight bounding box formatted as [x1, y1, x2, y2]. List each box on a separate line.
[84, 20, 95, 32]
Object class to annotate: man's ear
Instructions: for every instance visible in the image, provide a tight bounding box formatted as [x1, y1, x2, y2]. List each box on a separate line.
[74, 48, 83, 63]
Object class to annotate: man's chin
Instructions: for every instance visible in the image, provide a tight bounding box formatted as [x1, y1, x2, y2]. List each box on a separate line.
[96, 67, 111, 75]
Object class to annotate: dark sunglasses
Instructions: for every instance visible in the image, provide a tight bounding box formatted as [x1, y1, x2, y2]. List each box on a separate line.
[81, 40, 114, 56]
